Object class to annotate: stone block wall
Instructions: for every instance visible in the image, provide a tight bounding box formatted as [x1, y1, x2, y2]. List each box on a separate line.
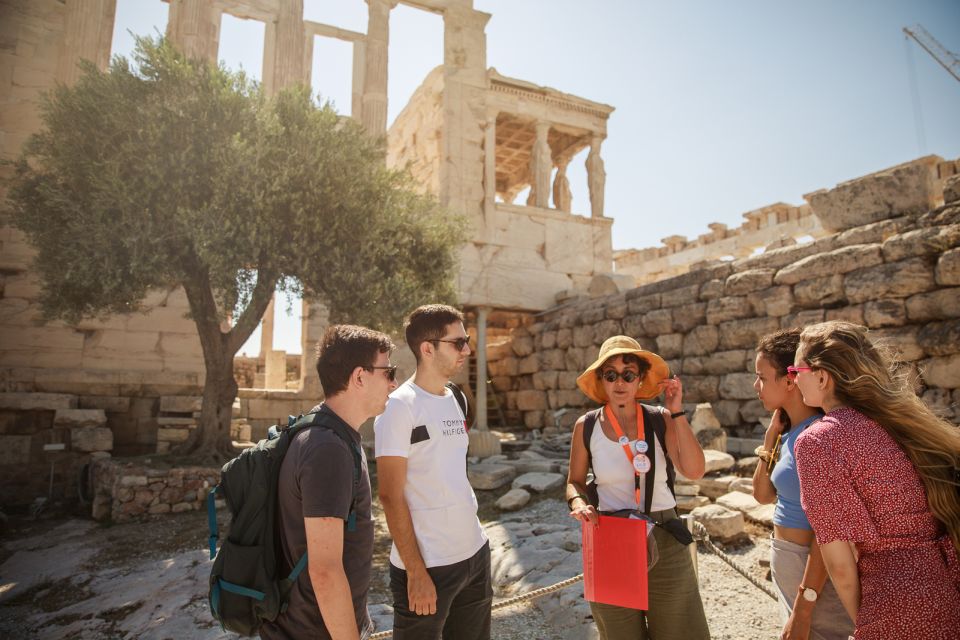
[490, 163, 960, 436]
[90, 457, 219, 523]
[387, 66, 444, 196]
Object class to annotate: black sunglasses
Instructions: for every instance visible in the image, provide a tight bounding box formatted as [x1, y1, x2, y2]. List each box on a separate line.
[365, 365, 398, 382]
[600, 369, 641, 383]
[431, 336, 471, 352]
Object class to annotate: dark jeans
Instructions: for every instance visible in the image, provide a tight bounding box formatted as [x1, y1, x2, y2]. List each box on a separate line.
[389, 541, 492, 640]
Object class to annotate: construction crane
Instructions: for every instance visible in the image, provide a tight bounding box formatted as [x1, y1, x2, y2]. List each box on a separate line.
[902, 24, 960, 82]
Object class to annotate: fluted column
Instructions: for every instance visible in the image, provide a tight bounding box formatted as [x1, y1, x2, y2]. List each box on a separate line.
[56, 0, 117, 85]
[528, 121, 552, 208]
[361, 0, 397, 135]
[263, 0, 305, 96]
[166, 0, 219, 62]
[586, 135, 606, 218]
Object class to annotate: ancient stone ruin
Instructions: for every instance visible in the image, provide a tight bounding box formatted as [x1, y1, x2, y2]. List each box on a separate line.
[1, 1, 958, 517]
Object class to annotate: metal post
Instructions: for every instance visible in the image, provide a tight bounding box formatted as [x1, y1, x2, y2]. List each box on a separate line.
[681, 514, 698, 579]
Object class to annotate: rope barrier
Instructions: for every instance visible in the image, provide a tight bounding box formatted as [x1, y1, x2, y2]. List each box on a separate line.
[690, 521, 779, 601]
[368, 520, 776, 639]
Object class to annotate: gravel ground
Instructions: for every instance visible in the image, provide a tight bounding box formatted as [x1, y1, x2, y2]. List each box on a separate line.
[1, 487, 784, 639]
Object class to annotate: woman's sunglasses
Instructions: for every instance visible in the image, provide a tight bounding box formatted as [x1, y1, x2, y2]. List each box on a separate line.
[366, 365, 399, 382]
[600, 369, 640, 383]
[786, 365, 813, 378]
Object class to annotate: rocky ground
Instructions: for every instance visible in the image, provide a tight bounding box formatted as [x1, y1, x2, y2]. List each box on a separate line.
[0, 462, 782, 640]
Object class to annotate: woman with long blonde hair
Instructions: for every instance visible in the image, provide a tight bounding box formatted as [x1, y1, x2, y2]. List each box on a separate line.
[792, 321, 960, 640]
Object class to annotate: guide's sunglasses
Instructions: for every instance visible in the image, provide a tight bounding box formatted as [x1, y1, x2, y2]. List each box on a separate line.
[600, 369, 641, 384]
[365, 365, 399, 382]
[431, 336, 471, 352]
[786, 365, 814, 379]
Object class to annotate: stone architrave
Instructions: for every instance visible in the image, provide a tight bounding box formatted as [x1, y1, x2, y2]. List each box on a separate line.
[586, 136, 606, 218]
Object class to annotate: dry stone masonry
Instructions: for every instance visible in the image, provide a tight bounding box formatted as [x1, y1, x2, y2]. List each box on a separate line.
[489, 157, 960, 442]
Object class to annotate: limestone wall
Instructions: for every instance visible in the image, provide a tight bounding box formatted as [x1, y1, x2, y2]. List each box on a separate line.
[459, 203, 614, 311]
[488, 159, 960, 436]
[614, 155, 959, 287]
[90, 457, 219, 522]
[387, 66, 444, 196]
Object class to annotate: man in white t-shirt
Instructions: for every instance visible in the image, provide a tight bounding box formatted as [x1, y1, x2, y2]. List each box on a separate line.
[374, 304, 491, 640]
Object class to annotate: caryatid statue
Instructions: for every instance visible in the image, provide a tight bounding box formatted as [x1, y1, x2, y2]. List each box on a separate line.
[553, 160, 572, 213]
[586, 135, 606, 218]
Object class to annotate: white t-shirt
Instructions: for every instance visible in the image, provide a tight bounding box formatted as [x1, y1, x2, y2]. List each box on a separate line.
[374, 380, 487, 569]
[591, 412, 677, 513]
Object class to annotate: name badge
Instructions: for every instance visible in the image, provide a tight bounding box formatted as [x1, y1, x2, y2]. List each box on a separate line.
[633, 453, 651, 474]
[634, 440, 649, 454]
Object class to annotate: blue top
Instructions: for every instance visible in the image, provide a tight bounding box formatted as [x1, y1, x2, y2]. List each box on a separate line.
[769, 415, 820, 530]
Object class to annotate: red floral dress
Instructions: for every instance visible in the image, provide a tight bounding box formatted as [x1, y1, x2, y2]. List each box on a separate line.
[795, 407, 960, 640]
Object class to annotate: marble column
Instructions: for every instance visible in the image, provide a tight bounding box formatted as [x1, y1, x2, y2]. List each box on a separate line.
[468, 306, 500, 456]
[259, 293, 275, 356]
[529, 121, 552, 209]
[474, 306, 489, 431]
[299, 299, 329, 397]
[586, 135, 606, 218]
[361, 0, 397, 135]
[56, 0, 117, 85]
[166, 0, 219, 63]
[263, 0, 305, 96]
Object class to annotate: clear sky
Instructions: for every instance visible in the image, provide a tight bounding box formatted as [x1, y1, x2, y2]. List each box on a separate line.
[110, 0, 960, 354]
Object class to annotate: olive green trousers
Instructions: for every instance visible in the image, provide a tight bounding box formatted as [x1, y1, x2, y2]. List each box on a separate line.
[588, 509, 710, 640]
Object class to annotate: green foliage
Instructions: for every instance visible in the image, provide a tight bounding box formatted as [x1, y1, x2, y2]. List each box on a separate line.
[7, 36, 465, 335]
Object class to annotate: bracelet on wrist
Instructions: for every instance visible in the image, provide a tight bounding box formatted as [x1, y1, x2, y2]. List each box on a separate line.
[669, 410, 687, 420]
[567, 494, 588, 509]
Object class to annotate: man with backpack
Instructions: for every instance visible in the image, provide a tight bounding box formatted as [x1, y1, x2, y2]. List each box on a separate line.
[375, 304, 492, 640]
[260, 324, 398, 640]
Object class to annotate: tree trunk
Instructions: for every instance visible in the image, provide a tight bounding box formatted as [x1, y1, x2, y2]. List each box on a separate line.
[177, 263, 277, 462]
[197, 349, 239, 459]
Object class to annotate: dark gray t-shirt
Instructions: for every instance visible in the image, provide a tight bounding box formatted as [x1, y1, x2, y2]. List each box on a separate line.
[260, 405, 373, 640]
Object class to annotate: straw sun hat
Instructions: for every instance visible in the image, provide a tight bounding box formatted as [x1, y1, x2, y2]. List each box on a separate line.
[576, 335, 670, 403]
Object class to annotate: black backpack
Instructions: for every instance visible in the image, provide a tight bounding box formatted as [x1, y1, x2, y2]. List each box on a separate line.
[581, 403, 676, 515]
[206, 407, 361, 636]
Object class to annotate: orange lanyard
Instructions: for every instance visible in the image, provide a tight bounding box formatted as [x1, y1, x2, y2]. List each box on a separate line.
[604, 405, 645, 507]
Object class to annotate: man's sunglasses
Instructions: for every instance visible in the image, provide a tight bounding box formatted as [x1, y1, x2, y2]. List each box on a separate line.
[600, 369, 641, 383]
[786, 365, 814, 378]
[365, 365, 399, 382]
[431, 336, 471, 352]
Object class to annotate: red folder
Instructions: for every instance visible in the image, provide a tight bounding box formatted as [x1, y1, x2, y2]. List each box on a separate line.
[581, 515, 648, 610]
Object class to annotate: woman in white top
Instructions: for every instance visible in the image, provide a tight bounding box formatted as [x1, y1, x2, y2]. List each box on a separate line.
[566, 336, 710, 640]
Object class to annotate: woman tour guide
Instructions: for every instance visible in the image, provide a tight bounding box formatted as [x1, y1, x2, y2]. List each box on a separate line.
[565, 335, 710, 640]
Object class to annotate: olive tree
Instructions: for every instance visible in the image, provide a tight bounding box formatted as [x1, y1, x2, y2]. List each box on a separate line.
[7, 38, 465, 459]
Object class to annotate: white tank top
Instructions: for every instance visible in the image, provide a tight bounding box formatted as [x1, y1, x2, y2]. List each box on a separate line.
[590, 413, 677, 513]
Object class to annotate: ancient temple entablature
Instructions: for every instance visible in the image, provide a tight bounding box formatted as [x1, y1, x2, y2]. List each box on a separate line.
[485, 70, 614, 218]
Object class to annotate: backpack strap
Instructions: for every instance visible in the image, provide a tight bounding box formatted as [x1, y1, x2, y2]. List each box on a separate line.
[581, 408, 602, 508]
[446, 382, 468, 428]
[640, 404, 676, 503]
[287, 410, 361, 532]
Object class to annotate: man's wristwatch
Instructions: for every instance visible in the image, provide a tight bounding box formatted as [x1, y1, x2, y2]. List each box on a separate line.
[799, 585, 818, 603]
